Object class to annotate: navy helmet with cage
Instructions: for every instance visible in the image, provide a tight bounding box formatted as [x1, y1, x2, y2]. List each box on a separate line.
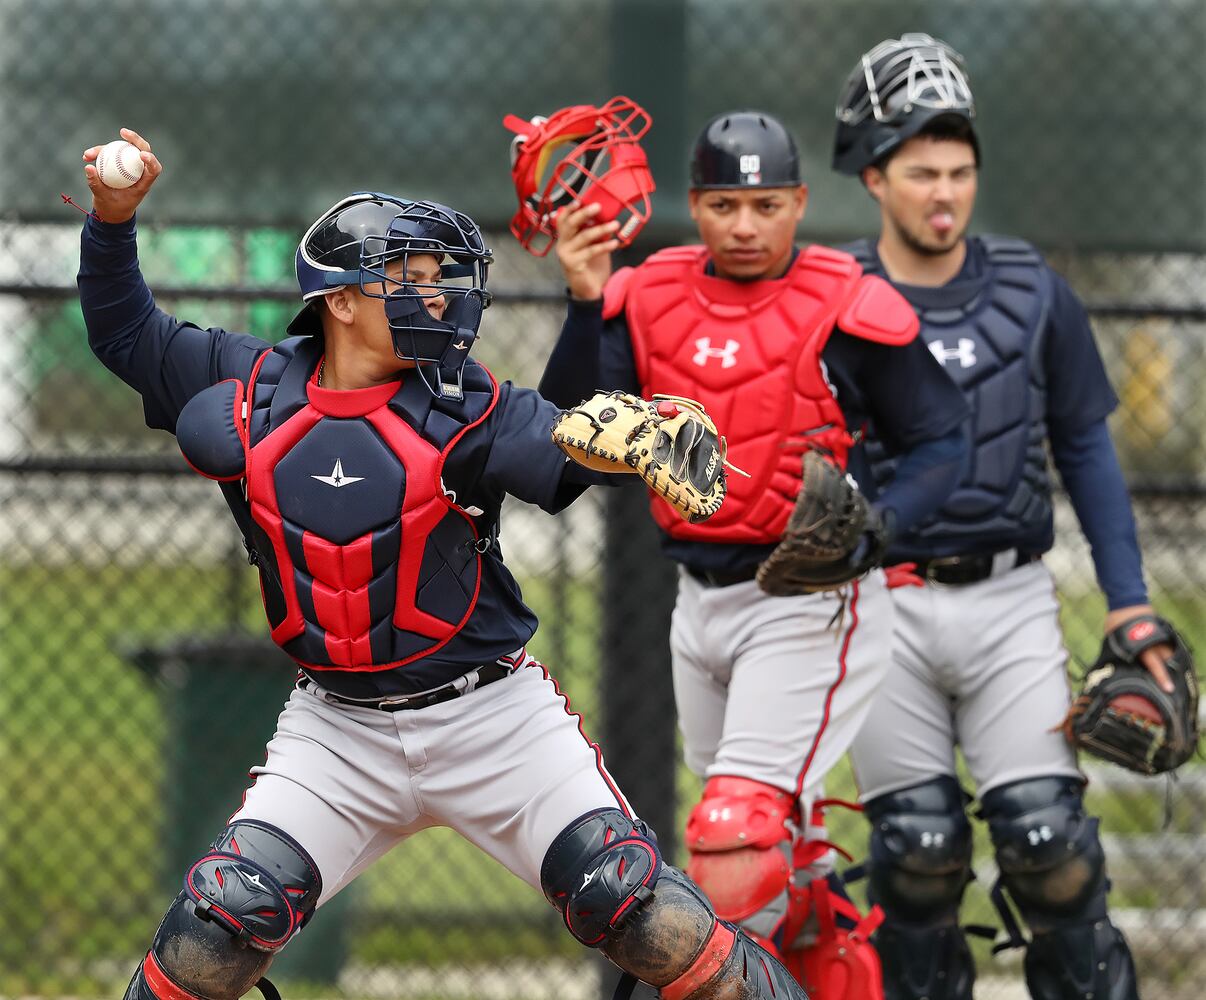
[832, 32, 978, 176]
[689, 110, 802, 189]
[288, 192, 493, 400]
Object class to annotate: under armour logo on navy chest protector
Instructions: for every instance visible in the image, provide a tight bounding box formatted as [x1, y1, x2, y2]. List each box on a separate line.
[928, 336, 977, 370]
[849, 236, 1055, 538]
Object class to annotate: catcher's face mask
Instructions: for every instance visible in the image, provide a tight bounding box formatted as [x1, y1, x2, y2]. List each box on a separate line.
[832, 33, 978, 176]
[292, 193, 493, 401]
[503, 96, 656, 256]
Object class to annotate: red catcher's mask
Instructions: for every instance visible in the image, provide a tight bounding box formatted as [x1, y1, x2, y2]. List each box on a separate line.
[503, 96, 656, 257]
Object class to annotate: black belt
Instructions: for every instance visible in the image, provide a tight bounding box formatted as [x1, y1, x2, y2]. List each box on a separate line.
[686, 565, 760, 588]
[912, 549, 1040, 586]
[314, 661, 515, 712]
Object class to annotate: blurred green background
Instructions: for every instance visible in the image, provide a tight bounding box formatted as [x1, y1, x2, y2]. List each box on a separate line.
[1, 1, 1204, 998]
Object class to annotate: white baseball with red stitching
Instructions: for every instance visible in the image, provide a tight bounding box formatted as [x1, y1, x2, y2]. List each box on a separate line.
[95, 139, 145, 189]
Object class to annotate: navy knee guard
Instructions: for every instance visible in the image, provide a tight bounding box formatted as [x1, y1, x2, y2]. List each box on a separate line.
[866, 777, 974, 922]
[124, 820, 322, 1000]
[864, 777, 975, 1000]
[542, 809, 807, 1000]
[981, 778, 1137, 1000]
[541, 807, 662, 946]
[980, 777, 1106, 928]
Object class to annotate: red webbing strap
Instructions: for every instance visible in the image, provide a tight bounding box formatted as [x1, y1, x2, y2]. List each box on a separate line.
[660, 921, 736, 1000]
[142, 952, 205, 1000]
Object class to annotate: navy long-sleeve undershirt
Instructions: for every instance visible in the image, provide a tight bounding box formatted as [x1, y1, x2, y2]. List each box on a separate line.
[1050, 417, 1148, 609]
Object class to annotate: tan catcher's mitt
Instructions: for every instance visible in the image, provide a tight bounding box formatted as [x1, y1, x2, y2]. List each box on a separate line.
[1062, 614, 1200, 775]
[756, 449, 888, 596]
[552, 391, 727, 522]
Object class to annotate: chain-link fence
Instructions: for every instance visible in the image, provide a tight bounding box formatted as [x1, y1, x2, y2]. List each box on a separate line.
[2, 1, 1204, 998]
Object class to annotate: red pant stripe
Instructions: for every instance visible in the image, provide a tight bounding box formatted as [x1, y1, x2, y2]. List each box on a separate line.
[793, 580, 861, 801]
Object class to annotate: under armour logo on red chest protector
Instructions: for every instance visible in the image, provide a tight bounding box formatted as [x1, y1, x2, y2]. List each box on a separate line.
[693, 337, 741, 369]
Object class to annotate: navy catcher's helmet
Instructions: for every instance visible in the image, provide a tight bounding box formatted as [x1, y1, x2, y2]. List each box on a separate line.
[289, 192, 493, 400]
[832, 33, 978, 176]
[689, 111, 801, 189]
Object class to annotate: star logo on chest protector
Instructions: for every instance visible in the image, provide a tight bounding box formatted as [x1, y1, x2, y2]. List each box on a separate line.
[311, 459, 365, 488]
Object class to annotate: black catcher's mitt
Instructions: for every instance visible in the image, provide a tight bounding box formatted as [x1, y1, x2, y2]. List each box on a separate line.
[1062, 614, 1200, 774]
[756, 449, 888, 596]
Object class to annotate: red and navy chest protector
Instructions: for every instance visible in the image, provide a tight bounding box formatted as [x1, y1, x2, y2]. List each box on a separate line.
[177, 337, 498, 673]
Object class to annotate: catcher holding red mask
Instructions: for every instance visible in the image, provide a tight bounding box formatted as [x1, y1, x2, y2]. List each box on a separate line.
[512, 100, 971, 999]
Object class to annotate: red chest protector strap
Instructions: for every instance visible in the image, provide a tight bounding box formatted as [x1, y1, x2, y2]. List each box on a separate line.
[606, 246, 916, 543]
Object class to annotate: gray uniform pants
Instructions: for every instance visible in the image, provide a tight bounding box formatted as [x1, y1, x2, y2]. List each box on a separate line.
[851, 560, 1082, 801]
[671, 568, 893, 819]
[230, 650, 633, 906]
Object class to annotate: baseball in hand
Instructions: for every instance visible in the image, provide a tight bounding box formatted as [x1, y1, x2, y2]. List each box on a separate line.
[95, 139, 145, 189]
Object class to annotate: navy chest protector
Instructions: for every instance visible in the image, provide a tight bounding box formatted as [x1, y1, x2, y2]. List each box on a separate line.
[176, 338, 499, 671]
[851, 236, 1053, 546]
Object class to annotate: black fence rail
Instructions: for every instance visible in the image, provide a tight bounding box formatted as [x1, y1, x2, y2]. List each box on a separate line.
[3, 235, 1205, 998]
[3, 0, 1206, 996]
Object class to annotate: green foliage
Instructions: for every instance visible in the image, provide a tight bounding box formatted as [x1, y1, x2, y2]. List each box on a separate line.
[3, 559, 1201, 991]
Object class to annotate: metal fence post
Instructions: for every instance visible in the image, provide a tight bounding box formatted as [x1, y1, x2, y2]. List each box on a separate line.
[598, 485, 680, 1000]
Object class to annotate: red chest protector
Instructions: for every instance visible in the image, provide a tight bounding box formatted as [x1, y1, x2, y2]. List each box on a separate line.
[604, 245, 917, 543]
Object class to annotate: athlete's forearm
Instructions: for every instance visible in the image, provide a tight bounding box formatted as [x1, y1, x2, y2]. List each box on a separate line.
[1051, 418, 1148, 609]
[538, 296, 607, 407]
[77, 214, 159, 384]
[78, 214, 270, 432]
[872, 423, 968, 538]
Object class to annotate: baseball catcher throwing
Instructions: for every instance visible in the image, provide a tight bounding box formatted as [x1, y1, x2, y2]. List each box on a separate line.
[78, 128, 805, 1000]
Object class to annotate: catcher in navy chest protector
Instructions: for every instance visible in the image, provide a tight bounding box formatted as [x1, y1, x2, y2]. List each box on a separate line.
[832, 33, 1198, 1000]
[78, 128, 804, 1000]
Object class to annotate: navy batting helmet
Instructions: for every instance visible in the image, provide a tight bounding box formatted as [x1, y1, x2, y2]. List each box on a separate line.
[289, 192, 493, 400]
[689, 111, 802, 189]
[832, 33, 978, 176]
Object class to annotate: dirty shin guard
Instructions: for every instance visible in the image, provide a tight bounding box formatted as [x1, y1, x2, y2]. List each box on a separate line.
[541, 809, 807, 1000]
[123, 821, 321, 1000]
[1023, 919, 1138, 1000]
[606, 869, 808, 1000]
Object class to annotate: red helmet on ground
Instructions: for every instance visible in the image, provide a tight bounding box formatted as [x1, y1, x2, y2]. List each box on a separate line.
[503, 96, 655, 257]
